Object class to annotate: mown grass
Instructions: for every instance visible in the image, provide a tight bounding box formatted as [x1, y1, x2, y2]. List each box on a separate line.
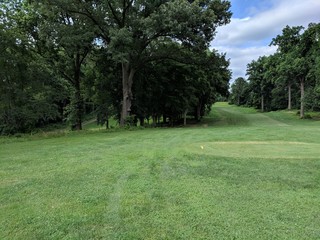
[1, 102, 320, 239]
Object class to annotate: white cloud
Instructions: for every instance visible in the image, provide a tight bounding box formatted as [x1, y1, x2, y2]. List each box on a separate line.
[212, 0, 320, 82]
[220, 45, 277, 80]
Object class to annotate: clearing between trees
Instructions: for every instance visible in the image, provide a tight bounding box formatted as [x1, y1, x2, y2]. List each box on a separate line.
[1, 103, 320, 239]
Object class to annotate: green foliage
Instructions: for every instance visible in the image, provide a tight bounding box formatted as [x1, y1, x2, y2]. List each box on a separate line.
[62, 0, 232, 125]
[241, 23, 320, 114]
[0, 0, 232, 133]
[244, 56, 275, 111]
[270, 25, 304, 54]
[131, 49, 230, 124]
[229, 77, 248, 105]
[0, 4, 69, 134]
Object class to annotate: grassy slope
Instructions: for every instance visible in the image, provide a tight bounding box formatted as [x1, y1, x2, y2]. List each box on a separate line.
[1, 102, 320, 239]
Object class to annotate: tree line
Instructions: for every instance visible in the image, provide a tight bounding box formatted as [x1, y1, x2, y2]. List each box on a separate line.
[0, 0, 232, 135]
[229, 23, 320, 118]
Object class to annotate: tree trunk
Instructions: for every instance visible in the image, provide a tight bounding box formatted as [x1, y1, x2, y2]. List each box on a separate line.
[196, 99, 202, 121]
[120, 63, 135, 126]
[261, 95, 264, 112]
[163, 115, 167, 124]
[74, 53, 82, 131]
[138, 116, 144, 126]
[288, 82, 292, 110]
[183, 109, 188, 126]
[74, 85, 82, 130]
[152, 115, 157, 127]
[300, 78, 305, 118]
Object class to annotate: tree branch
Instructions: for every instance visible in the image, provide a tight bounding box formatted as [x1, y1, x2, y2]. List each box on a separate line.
[67, 8, 110, 43]
[59, 69, 74, 85]
[107, 2, 122, 27]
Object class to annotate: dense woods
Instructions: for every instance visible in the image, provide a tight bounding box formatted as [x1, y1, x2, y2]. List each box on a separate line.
[3, 1, 318, 135]
[229, 23, 320, 117]
[0, 0, 232, 134]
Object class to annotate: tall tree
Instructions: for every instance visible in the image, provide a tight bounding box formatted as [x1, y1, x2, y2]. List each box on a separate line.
[246, 56, 274, 112]
[243, 23, 320, 115]
[28, 1, 96, 130]
[131, 47, 230, 126]
[61, 0, 232, 126]
[271, 25, 308, 118]
[230, 77, 248, 106]
[301, 23, 320, 111]
[0, 1, 69, 134]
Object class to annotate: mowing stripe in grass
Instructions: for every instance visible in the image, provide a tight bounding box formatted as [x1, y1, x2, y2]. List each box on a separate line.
[1, 103, 320, 239]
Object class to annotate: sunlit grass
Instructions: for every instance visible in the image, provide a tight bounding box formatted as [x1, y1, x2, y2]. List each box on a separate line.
[1, 103, 320, 239]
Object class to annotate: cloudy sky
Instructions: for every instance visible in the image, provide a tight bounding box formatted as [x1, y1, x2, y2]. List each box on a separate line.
[212, 0, 320, 83]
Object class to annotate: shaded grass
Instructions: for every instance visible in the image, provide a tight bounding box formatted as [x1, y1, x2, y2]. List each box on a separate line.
[83, 117, 119, 130]
[1, 103, 320, 239]
[203, 102, 253, 126]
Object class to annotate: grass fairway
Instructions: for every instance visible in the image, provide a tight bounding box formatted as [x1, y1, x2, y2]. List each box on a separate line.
[1, 102, 320, 239]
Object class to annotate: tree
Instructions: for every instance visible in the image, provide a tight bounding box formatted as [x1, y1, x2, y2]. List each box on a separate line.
[243, 23, 320, 116]
[230, 77, 248, 106]
[271, 25, 308, 117]
[246, 56, 274, 111]
[196, 50, 231, 119]
[28, 1, 96, 130]
[0, 1, 69, 134]
[83, 49, 122, 128]
[271, 53, 296, 110]
[61, 0, 232, 126]
[301, 23, 320, 111]
[1, 0, 233, 133]
[130, 47, 230, 126]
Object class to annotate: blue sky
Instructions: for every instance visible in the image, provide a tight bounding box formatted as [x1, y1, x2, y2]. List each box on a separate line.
[212, 0, 320, 82]
[230, 0, 272, 18]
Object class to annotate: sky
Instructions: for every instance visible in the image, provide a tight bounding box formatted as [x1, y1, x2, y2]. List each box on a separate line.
[211, 0, 320, 83]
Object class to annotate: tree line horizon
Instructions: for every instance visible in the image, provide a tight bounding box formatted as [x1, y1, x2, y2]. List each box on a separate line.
[1, 1, 319, 135]
[230, 23, 320, 118]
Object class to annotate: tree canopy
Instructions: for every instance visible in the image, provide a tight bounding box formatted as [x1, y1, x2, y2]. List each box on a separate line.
[229, 23, 320, 117]
[0, 0, 232, 134]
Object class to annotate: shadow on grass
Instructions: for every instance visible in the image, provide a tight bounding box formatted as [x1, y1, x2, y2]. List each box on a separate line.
[202, 106, 250, 127]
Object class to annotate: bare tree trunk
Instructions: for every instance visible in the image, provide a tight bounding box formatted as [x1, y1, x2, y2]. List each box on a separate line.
[120, 63, 135, 126]
[163, 115, 167, 124]
[74, 84, 82, 130]
[261, 95, 264, 112]
[152, 115, 157, 127]
[139, 117, 144, 126]
[288, 82, 292, 110]
[74, 53, 82, 131]
[183, 109, 188, 126]
[196, 99, 202, 121]
[300, 78, 305, 118]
